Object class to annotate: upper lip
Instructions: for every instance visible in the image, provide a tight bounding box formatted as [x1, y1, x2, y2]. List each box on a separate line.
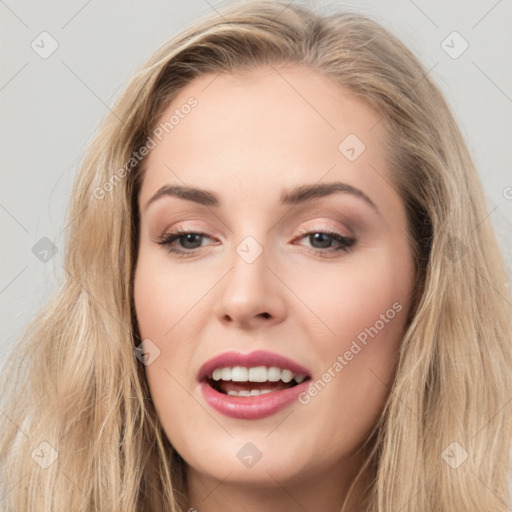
[198, 350, 312, 381]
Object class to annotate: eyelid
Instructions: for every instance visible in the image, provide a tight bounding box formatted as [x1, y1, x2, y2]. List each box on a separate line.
[156, 219, 352, 241]
[157, 220, 216, 236]
[292, 215, 357, 241]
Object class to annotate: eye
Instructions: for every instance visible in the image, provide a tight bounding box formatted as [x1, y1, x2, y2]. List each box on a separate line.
[156, 227, 356, 258]
[294, 227, 355, 256]
[156, 228, 216, 257]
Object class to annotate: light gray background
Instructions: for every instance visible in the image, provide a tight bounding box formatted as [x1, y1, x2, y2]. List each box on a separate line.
[1, 1, 511, 354]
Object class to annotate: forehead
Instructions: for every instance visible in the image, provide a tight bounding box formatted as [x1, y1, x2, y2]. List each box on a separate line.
[139, 65, 393, 212]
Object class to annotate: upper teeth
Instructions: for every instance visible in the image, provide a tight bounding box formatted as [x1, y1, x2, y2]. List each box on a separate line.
[211, 366, 306, 384]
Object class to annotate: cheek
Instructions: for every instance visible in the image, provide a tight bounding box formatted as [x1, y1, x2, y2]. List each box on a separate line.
[297, 245, 411, 353]
[133, 258, 188, 372]
[295, 247, 412, 450]
[133, 252, 207, 437]
[133, 246, 214, 352]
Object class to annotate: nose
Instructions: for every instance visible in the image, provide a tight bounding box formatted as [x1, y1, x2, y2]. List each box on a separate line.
[213, 239, 286, 329]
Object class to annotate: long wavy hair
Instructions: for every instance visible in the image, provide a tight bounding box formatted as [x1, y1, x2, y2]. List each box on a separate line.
[1, 1, 511, 510]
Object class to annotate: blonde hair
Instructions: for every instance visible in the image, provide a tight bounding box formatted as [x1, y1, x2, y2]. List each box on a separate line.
[1, 1, 511, 510]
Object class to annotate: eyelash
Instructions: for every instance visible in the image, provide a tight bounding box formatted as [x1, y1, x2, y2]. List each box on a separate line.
[156, 226, 355, 259]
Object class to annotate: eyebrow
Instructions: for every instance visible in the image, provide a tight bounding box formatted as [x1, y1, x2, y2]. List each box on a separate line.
[143, 182, 380, 214]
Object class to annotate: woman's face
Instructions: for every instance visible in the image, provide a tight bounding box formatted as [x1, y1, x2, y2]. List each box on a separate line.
[134, 65, 415, 493]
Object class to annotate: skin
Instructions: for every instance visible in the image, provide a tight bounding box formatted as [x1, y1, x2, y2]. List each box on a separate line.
[133, 65, 416, 512]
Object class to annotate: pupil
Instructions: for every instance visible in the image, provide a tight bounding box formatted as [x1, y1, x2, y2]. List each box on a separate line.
[311, 233, 331, 249]
[182, 234, 201, 249]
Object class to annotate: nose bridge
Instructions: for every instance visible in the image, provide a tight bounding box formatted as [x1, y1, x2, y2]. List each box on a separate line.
[228, 214, 272, 280]
[214, 230, 285, 326]
[227, 233, 269, 304]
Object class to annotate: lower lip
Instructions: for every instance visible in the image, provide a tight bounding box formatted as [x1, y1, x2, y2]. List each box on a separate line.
[200, 380, 311, 420]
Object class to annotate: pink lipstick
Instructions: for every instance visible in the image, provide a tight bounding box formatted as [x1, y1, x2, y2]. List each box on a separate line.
[198, 350, 312, 420]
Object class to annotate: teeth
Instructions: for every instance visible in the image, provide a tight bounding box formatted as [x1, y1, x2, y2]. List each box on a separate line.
[231, 366, 248, 381]
[248, 366, 268, 382]
[210, 365, 307, 384]
[281, 369, 294, 383]
[267, 367, 281, 382]
[227, 389, 273, 396]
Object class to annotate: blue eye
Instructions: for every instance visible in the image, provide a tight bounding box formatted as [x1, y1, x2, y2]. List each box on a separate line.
[298, 230, 355, 254]
[156, 228, 212, 257]
[156, 227, 355, 258]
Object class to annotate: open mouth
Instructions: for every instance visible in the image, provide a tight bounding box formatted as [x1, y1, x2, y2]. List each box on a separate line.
[199, 353, 313, 419]
[204, 366, 311, 397]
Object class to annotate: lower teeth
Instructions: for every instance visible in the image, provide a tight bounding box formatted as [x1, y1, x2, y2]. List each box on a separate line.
[227, 389, 273, 396]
